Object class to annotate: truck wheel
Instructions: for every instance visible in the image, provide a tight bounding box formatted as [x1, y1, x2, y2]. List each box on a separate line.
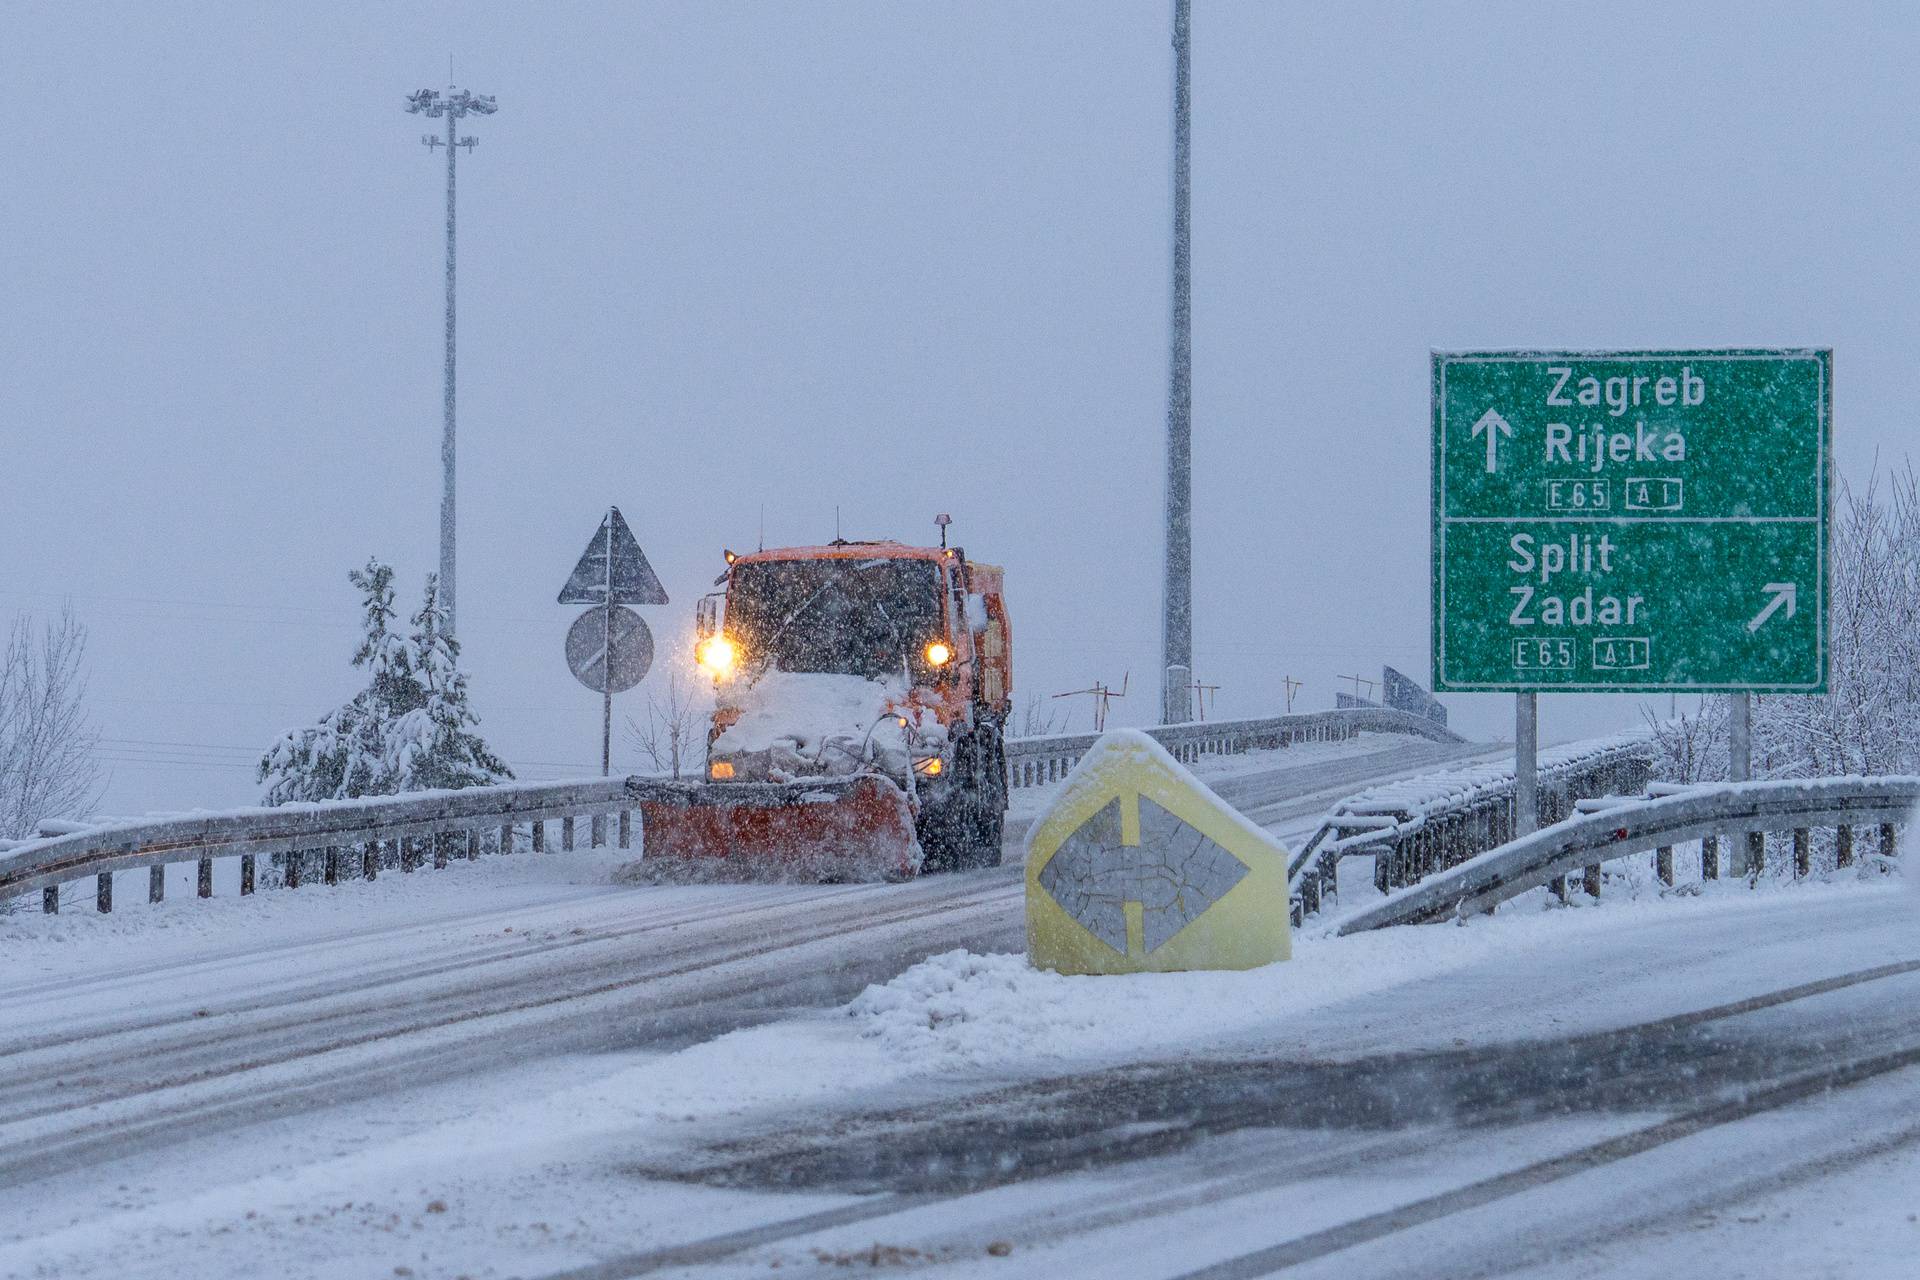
[915, 792, 969, 874]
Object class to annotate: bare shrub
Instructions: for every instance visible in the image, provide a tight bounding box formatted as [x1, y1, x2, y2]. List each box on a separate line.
[0, 607, 102, 841]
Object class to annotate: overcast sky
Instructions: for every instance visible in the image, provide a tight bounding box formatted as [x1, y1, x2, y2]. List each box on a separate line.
[5, 1, 1915, 815]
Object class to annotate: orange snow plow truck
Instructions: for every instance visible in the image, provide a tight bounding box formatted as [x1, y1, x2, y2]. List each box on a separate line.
[627, 539, 1012, 880]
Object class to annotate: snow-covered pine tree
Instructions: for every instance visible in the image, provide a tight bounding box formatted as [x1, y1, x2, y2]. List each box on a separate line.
[258, 561, 510, 804]
[387, 574, 512, 792]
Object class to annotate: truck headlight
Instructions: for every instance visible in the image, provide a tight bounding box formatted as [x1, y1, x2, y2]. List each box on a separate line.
[924, 640, 952, 667]
[697, 635, 738, 677]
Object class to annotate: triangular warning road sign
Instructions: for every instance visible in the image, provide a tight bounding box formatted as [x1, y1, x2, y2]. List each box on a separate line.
[558, 507, 669, 606]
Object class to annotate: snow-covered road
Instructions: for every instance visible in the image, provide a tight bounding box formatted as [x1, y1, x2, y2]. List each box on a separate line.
[5, 735, 1912, 1279]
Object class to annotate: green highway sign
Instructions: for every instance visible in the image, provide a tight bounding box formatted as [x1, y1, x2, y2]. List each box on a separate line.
[1432, 349, 1831, 693]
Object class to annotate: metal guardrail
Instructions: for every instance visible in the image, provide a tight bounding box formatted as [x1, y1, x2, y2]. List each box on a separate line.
[2, 705, 1464, 916]
[1289, 731, 1655, 923]
[1334, 775, 1918, 934]
[1005, 706, 1461, 789]
[0, 778, 641, 914]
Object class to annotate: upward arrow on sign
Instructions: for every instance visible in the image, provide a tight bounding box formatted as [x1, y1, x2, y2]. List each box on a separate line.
[1470, 408, 1514, 474]
[559, 507, 670, 606]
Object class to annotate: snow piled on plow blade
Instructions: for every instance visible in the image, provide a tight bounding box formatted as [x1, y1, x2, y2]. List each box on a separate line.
[623, 774, 923, 882]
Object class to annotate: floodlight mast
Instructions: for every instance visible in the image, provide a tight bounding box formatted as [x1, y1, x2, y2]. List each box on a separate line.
[404, 86, 497, 639]
[1160, 0, 1193, 725]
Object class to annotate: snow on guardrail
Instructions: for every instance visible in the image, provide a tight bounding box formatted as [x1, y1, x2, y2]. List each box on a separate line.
[1289, 729, 1656, 922]
[1334, 774, 1918, 933]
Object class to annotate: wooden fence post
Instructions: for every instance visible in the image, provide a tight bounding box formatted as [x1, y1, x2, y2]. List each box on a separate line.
[363, 841, 378, 881]
[325, 847, 340, 885]
[1702, 835, 1720, 880]
[562, 816, 575, 852]
[533, 820, 545, 853]
[1583, 864, 1601, 898]
[1882, 822, 1899, 859]
[1745, 831, 1765, 878]
[1655, 845, 1674, 886]
[500, 823, 514, 856]
[286, 850, 302, 889]
[1793, 828, 1810, 878]
[198, 857, 214, 897]
[1836, 824, 1853, 869]
[96, 872, 112, 913]
[618, 809, 632, 850]
[590, 813, 606, 848]
[149, 863, 165, 902]
[240, 854, 255, 895]
[43, 886, 57, 914]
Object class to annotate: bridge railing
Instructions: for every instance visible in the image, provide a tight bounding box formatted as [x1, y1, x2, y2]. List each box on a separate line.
[1334, 775, 1917, 933]
[4, 704, 1467, 916]
[0, 778, 640, 915]
[1005, 706, 1461, 790]
[1289, 730, 1655, 924]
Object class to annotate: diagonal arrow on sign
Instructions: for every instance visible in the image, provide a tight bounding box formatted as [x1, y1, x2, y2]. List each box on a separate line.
[1746, 582, 1798, 633]
[1469, 407, 1514, 474]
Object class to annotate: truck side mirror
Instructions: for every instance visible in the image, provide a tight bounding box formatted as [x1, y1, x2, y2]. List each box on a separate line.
[696, 594, 719, 642]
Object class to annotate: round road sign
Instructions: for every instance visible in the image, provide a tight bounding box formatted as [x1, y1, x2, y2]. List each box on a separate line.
[565, 605, 654, 694]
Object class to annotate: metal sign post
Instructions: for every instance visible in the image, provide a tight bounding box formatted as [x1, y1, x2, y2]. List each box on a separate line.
[560, 507, 669, 775]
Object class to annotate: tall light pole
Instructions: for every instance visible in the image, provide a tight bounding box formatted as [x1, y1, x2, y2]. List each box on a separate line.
[404, 85, 497, 639]
[1160, 0, 1193, 724]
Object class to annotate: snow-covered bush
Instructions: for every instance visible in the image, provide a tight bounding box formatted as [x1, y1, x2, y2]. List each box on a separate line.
[257, 561, 510, 805]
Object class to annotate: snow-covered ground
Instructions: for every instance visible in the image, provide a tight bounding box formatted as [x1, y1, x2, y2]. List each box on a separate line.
[4, 736, 1913, 1279]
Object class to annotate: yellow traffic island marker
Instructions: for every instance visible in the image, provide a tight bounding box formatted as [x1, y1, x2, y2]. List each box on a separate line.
[1025, 729, 1291, 975]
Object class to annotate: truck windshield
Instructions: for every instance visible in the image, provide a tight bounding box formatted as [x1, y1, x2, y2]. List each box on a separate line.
[726, 558, 943, 678]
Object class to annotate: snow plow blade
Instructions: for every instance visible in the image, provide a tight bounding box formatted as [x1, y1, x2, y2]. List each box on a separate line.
[625, 774, 922, 881]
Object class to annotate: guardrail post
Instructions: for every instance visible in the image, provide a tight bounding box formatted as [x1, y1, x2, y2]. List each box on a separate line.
[96, 871, 112, 913]
[1702, 834, 1720, 880]
[286, 851, 302, 889]
[434, 833, 450, 870]
[618, 809, 632, 850]
[1744, 831, 1765, 879]
[1793, 828, 1810, 878]
[363, 841, 378, 881]
[1583, 863, 1601, 898]
[1882, 822, 1899, 859]
[240, 854, 255, 895]
[1550, 874, 1568, 903]
[499, 823, 513, 855]
[562, 816, 575, 851]
[1836, 824, 1853, 869]
[591, 813, 606, 848]
[43, 886, 58, 913]
[150, 864, 166, 902]
[466, 829, 479, 860]
[198, 856, 214, 897]
[532, 820, 545, 853]
[325, 847, 340, 885]
[1656, 845, 1674, 886]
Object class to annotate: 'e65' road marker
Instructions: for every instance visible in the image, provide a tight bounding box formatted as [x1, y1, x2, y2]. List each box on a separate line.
[1432, 349, 1831, 694]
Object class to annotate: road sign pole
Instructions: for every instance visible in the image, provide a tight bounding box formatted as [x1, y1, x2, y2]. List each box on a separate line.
[1515, 693, 1538, 837]
[1728, 690, 1754, 873]
[1728, 692, 1751, 783]
[602, 515, 614, 777]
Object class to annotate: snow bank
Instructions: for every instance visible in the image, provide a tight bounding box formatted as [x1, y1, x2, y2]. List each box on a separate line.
[711, 670, 921, 780]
